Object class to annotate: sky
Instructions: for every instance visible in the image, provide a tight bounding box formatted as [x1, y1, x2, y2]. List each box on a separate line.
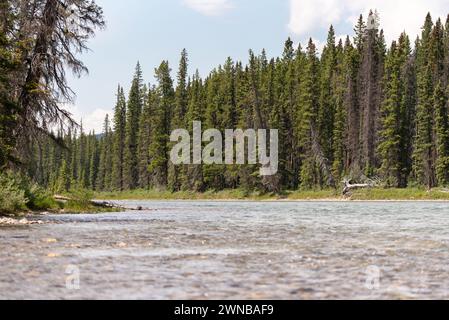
[68, 0, 449, 133]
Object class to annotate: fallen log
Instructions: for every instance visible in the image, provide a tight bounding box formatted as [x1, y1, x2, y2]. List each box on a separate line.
[54, 195, 119, 209]
[53, 195, 150, 211]
[90, 202, 152, 211]
[342, 182, 372, 195]
[342, 177, 378, 195]
[54, 195, 72, 202]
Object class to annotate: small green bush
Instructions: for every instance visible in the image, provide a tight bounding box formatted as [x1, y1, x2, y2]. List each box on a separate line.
[0, 170, 60, 214]
[26, 184, 58, 211]
[0, 171, 28, 214]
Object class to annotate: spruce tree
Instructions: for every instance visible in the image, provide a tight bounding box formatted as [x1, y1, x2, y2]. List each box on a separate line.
[378, 41, 402, 186]
[234, 61, 256, 190]
[354, 14, 366, 52]
[202, 69, 226, 190]
[414, 67, 435, 188]
[97, 115, 112, 191]
[168, 49, 189, 191]
[88, 132, 99, 189]
[318, 26, 337, 174]
[70, 128, 79, 187]
[280, 39, 299, 189]
[434, 83, 449, 186]
[444, 15, 449, 87]
[137, 87, 154, 189]
[298, 39, 320, 189]
[263, 57, 283, 192]
[148, 61, 174, 189]
[77, 123, 87, 188]
[332, 39, 347, 180]
[221, 57, 239, 188]
[0, 21, 17, 168]
[413, 14, 436, 188]
[397, 33, 415, 187]
[56, 159, 70, 193]
[185, 71, 205, 191]
[344, 36, 362, 175]
[124, 63, 144, 190]
[111, 86, 127, 191]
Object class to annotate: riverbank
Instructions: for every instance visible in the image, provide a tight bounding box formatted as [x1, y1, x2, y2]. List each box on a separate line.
[3, 187, 449, 219]
[0, 171, 123, 217]
[95, 188, 449, 201]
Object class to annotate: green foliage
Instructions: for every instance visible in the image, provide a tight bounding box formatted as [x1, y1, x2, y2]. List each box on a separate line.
[137, 86, 153, 189]
[11, 12, 449, 196]
[111, 86, 127, 191]
[65, 189, 94, 210]
[0, 24, 18, 168]
[0, 171, 28, 214]
[412, 13, 447, 189]
[26, 184, 58, 211]
[148, 61, 174, 190]
[97, 115, 113, 191]
[298, 39, 320, 189]
[378, 41, 402, 186]
[62, 188, 117, 213]
[434, 83, 449, 186]
[94, 188, 449, 201]
[0, 171, 57, 214]
[124, 63, 144, 190]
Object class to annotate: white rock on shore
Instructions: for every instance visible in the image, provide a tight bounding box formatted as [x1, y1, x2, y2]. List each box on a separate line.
[0, 217, 43, 225]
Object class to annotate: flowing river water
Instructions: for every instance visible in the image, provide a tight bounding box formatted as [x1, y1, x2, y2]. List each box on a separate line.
[1, 201, 449, 300]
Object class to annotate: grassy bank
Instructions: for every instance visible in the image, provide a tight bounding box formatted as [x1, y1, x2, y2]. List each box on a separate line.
[95, 187, 449, 201]
[0, 171, 60, 216]
[95, 189, 277, 201]
[0, 171, 119, 216]
[4, 170, 449, 217]
[58, 190, 121, 214]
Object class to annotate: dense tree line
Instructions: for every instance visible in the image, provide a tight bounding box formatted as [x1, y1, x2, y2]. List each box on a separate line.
[11, 12, 449, 192]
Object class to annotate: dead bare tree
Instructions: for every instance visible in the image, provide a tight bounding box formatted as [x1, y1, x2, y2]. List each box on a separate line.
[358, 11, 383, 172]
[10, 0, 105, 151]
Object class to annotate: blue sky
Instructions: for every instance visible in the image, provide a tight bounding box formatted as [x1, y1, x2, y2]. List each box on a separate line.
[69, 0, 449, 133]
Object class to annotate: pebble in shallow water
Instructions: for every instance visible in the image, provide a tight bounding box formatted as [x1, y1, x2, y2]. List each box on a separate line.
[0, 217, 43, 226]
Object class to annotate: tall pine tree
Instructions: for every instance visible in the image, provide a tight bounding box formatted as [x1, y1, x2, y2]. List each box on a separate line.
[124, 63, 143, 190]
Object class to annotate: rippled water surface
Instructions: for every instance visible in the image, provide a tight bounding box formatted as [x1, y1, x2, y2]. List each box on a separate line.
[1, 201, 449, 299]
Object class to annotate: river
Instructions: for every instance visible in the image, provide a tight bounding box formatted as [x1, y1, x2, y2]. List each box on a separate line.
[1, 201, 449, 299]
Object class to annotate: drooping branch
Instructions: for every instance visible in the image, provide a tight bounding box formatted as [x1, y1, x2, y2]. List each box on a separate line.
[13, 0, 105, 149]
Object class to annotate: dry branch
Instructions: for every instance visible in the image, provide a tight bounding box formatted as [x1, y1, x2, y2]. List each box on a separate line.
[342, 178, 378, 195]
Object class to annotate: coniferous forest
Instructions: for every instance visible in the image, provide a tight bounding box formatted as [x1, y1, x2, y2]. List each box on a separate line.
[2, 5, 449, 196]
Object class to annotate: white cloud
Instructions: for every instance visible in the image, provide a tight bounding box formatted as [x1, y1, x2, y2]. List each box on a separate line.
[66, 105, 112, 134]
[289, 0, 449, 44]
[289, 0, 343, 39]
[183, 0, 234, 16]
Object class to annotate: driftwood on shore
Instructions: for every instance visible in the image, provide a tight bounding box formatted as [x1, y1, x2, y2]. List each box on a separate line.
[53, 195, 72, 202]
[53, 195, 149, 211]
[54, 195, 119, 208]
[342, 178, 378, 195]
